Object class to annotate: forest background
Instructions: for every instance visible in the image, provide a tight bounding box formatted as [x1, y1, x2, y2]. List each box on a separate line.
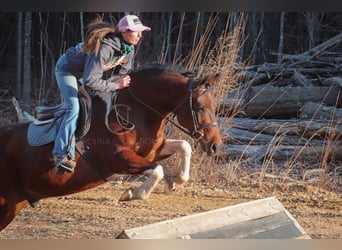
[0, 12, 341, 114]
[0, 12, 341, 239]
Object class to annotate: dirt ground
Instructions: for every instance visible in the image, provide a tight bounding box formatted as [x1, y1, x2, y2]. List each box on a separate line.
[0, 177, 340, 239]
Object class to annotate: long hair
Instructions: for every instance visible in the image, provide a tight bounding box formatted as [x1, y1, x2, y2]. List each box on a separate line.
[82, 16, 116, 56]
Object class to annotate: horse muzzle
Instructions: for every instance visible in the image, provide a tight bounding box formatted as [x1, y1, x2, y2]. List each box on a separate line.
[199, 139, 220, 156]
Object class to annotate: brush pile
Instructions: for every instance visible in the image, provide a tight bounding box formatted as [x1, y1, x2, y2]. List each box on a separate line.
[220, 33, 342, 171]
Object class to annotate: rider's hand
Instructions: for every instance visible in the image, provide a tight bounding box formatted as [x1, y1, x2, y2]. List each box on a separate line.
[115, 75, 131, 90]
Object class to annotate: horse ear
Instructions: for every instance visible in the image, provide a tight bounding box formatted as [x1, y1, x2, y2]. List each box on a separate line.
[182, 71, 196, 78]
[190, 73, 219, 91]
[200, 73, 220, 88]
[207, 73, 220, 84]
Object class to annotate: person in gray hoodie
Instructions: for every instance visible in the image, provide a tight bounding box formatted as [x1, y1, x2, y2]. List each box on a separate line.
[53, 14, 151, 175]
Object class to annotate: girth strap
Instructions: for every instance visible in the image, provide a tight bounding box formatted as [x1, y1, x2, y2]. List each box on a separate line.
[75, 140, 108, 182]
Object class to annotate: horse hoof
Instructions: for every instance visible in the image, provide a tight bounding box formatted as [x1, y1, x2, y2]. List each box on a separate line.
[164, 182, 176, 194]
[119, 188, 134, 202]
[164, 176, 176, 194]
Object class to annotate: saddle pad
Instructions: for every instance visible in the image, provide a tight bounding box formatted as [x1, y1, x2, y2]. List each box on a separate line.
[27, 121, 59, 147]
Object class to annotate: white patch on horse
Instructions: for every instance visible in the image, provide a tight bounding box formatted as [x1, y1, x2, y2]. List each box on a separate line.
[160, 139, 192, 184]
[128, 164, 165, 200]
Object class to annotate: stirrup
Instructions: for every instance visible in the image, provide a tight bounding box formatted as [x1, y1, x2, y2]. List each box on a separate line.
[55, 157, 76, 175]
[36, 112, 54, 121]
[33, 117, 55, 125]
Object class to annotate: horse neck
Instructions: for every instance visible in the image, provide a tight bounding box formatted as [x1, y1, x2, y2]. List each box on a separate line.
[132, 73, 189, 115]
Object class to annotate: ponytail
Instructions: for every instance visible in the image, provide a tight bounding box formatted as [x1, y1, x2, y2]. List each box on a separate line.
[82, 16, 116, 56]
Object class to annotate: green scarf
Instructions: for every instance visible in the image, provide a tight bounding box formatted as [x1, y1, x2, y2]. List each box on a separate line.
[120, 39, 134, 55]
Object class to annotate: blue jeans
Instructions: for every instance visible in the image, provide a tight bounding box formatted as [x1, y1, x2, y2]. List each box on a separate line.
[53, 55, 79, 160]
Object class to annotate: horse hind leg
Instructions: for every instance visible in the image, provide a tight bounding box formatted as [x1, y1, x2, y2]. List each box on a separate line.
[0, 198, 28, 231]
[119, 164, 164, 201]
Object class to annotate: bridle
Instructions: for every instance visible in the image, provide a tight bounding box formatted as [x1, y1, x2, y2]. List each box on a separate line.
[185, 78, 218, 140]
[128, 77, 218, 141]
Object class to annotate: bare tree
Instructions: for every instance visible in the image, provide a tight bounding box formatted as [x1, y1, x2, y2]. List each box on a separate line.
[16, 12, 23, 99]
[59, 12, 66, 56]
[80, 12, 84, 42]
[22, 12, 32, 112]
[38, 12, 47, 103]
[173, 12, 185, 64]
[278, 12, 285, 63]
[305, 12, 322, 49]
[162, 12, 173, 64]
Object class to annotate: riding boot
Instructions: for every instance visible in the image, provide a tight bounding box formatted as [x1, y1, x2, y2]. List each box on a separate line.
[54, 156, 76, 175]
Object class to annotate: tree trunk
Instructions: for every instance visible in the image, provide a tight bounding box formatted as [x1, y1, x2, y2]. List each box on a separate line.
[162, 12, 173, 64]
[278, 12, 285, 63]
[59, 12, 66, 56]
[305, 12, 321, 49]
[80, 12, 84, 42]
[16, 12, 23, 99]
[22, 12, 32, 112]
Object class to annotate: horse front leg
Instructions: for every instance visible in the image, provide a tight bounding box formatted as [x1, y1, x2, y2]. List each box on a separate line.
[119, 164, 164, 201]
[158, 139, 192, 193]
[114, 150, 165, 202]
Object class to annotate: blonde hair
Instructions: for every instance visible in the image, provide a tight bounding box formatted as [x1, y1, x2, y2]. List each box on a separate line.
[82, 16, 116, 56]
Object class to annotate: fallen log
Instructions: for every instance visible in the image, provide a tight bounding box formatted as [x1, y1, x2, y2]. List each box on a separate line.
[300, 102, 342, 121]
[242, 85, 342, 118]
[223, 127, 326, 146]
[322, 77, 342, 87]
[11, 96, 26, 122]
[219, 144, 342, 162]
[301, 33, 342, 57]
[282, 51, 342, 62]
[219, 117, 342, 139]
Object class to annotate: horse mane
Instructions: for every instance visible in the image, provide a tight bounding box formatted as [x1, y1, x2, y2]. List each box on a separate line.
[135, 63, 196, 78]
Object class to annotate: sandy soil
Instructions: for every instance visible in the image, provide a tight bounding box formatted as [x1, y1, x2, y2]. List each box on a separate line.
[0, 178, 340, 239]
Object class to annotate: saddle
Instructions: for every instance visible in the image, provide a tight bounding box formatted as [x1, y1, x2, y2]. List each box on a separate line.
[27, 84, 92, 147]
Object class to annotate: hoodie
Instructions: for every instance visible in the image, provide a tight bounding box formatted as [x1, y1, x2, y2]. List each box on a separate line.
[61, 34, 134, 92]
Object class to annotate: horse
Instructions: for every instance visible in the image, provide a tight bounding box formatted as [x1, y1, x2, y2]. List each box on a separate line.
[0, 67, 222, 231]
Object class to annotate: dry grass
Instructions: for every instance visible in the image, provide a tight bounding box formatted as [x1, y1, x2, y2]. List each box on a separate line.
[163, 13, 341, 194]
[0, 13, 340, 194]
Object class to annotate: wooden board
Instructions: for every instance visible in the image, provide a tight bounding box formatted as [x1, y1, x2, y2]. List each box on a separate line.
[115, 197, 310, 239]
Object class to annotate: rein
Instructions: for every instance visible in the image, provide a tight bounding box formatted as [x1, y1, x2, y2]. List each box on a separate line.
[128, 78, 217, 140]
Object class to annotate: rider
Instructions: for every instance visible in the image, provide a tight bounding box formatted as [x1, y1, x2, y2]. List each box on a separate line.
[53, 14, 151, 175]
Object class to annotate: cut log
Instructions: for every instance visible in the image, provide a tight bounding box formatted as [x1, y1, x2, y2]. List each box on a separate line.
[322, 77, 342, 87]
[300, 102, 342, 121]
[245, 64, 341, 77]
[219, 117, 342, 139]
[242, 86, 342, 118]
[219, 144, 342, 162]
[223, 127, 326, 146]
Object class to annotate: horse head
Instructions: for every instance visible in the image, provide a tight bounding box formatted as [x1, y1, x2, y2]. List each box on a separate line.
[173, 73, 223, 156]
[112, 67, 222, 157]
